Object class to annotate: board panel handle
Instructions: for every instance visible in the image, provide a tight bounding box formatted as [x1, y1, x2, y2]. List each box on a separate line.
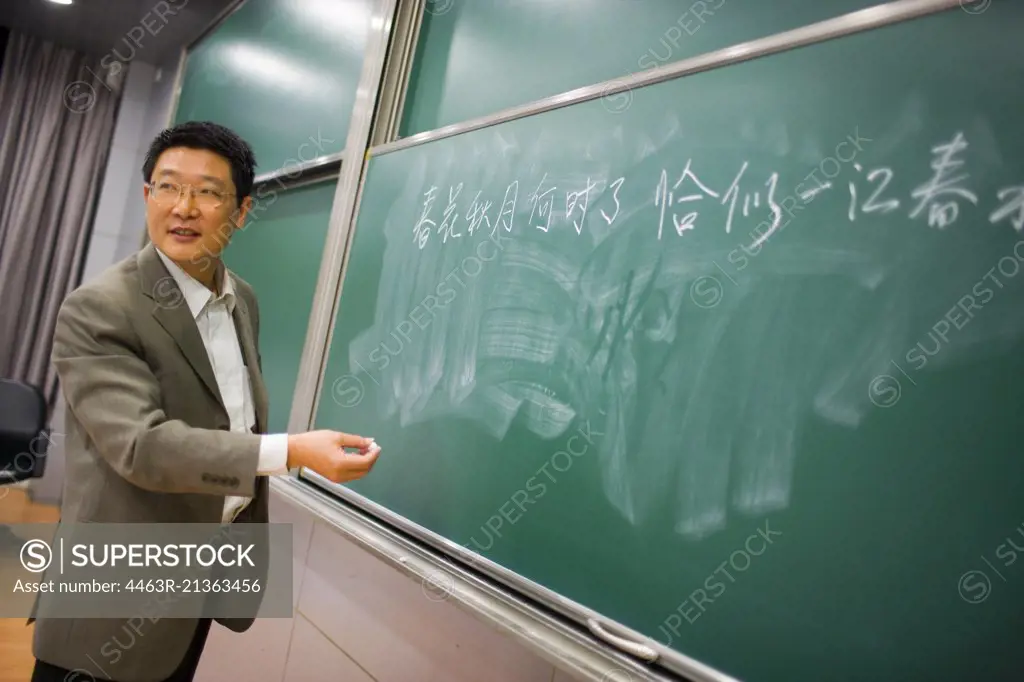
[586, 618, 660, 662]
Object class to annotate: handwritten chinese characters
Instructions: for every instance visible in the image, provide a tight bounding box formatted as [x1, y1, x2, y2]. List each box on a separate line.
[411, 130, 1022, 250]
[413, 175, 627, 248]
[990, 186, 1024, 231]
[848, 165, 900, 221]
[908, 131, 978, 229]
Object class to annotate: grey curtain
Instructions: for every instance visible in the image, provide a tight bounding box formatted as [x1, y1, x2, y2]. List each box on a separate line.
[0, 30, 123, 410]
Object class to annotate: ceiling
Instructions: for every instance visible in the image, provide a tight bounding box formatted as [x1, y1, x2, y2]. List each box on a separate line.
[0, 0, 239, 65]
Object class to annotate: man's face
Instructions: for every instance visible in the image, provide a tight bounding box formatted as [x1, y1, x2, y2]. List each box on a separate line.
[143, 147, 251, 275]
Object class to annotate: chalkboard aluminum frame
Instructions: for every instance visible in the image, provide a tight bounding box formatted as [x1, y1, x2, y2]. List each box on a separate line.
[272, 474, 694, 682]
[371, 0, 962, 158]
[300, 470, 741, 681]
[296, 0, 970, 678]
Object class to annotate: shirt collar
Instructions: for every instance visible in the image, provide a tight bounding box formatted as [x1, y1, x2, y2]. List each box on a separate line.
[154, 247, 236, 319]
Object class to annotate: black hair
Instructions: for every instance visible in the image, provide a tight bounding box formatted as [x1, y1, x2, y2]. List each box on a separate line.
[141, 121, 257, 204]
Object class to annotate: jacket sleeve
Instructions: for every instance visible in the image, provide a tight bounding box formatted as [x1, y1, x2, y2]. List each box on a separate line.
[51, 285, 262, 496]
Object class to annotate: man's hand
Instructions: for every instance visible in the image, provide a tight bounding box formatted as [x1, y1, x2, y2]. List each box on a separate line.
[286, 430, 381, 483]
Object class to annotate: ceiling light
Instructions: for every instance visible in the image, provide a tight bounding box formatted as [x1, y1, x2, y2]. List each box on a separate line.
[47, 0, 74, 5]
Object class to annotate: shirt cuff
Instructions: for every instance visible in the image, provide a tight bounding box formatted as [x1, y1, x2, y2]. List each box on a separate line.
[257, 434, 290, 475]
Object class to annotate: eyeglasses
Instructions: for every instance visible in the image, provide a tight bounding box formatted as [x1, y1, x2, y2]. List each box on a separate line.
[146, 181, 235, 210]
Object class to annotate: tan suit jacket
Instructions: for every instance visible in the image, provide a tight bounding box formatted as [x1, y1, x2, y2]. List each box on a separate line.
[31, 242, 272, 681]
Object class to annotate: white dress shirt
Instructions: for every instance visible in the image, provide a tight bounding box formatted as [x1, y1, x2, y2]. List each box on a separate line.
[156, 248, 288, 522]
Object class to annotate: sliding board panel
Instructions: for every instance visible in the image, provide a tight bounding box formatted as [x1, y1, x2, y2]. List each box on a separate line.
[223, 180, 335, 433]
[401, 0, 881, 136]
[315, 4, 1024, 681]
[174, 0, 375, 173]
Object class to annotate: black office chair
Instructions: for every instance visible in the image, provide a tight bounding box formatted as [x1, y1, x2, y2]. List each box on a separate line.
[0, 378, 50, 484]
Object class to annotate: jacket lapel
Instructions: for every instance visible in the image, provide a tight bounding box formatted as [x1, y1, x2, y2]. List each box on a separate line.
[137, 243, 224, 408]
[230, 281, 268, 434]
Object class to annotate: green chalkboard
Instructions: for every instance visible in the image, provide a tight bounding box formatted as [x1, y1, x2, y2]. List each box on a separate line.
[175, 0, 374, 173]
[318, 5, 1024, 681]
[224, 180, 335, 433]
[401, 0, 879, 136]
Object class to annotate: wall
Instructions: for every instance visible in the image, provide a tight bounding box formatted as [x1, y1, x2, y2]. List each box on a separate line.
[29, 55, 180, 506]
[194, 486, 583, 682]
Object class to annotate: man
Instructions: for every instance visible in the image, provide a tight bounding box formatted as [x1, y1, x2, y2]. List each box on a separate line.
[30, 121, 380, 681]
